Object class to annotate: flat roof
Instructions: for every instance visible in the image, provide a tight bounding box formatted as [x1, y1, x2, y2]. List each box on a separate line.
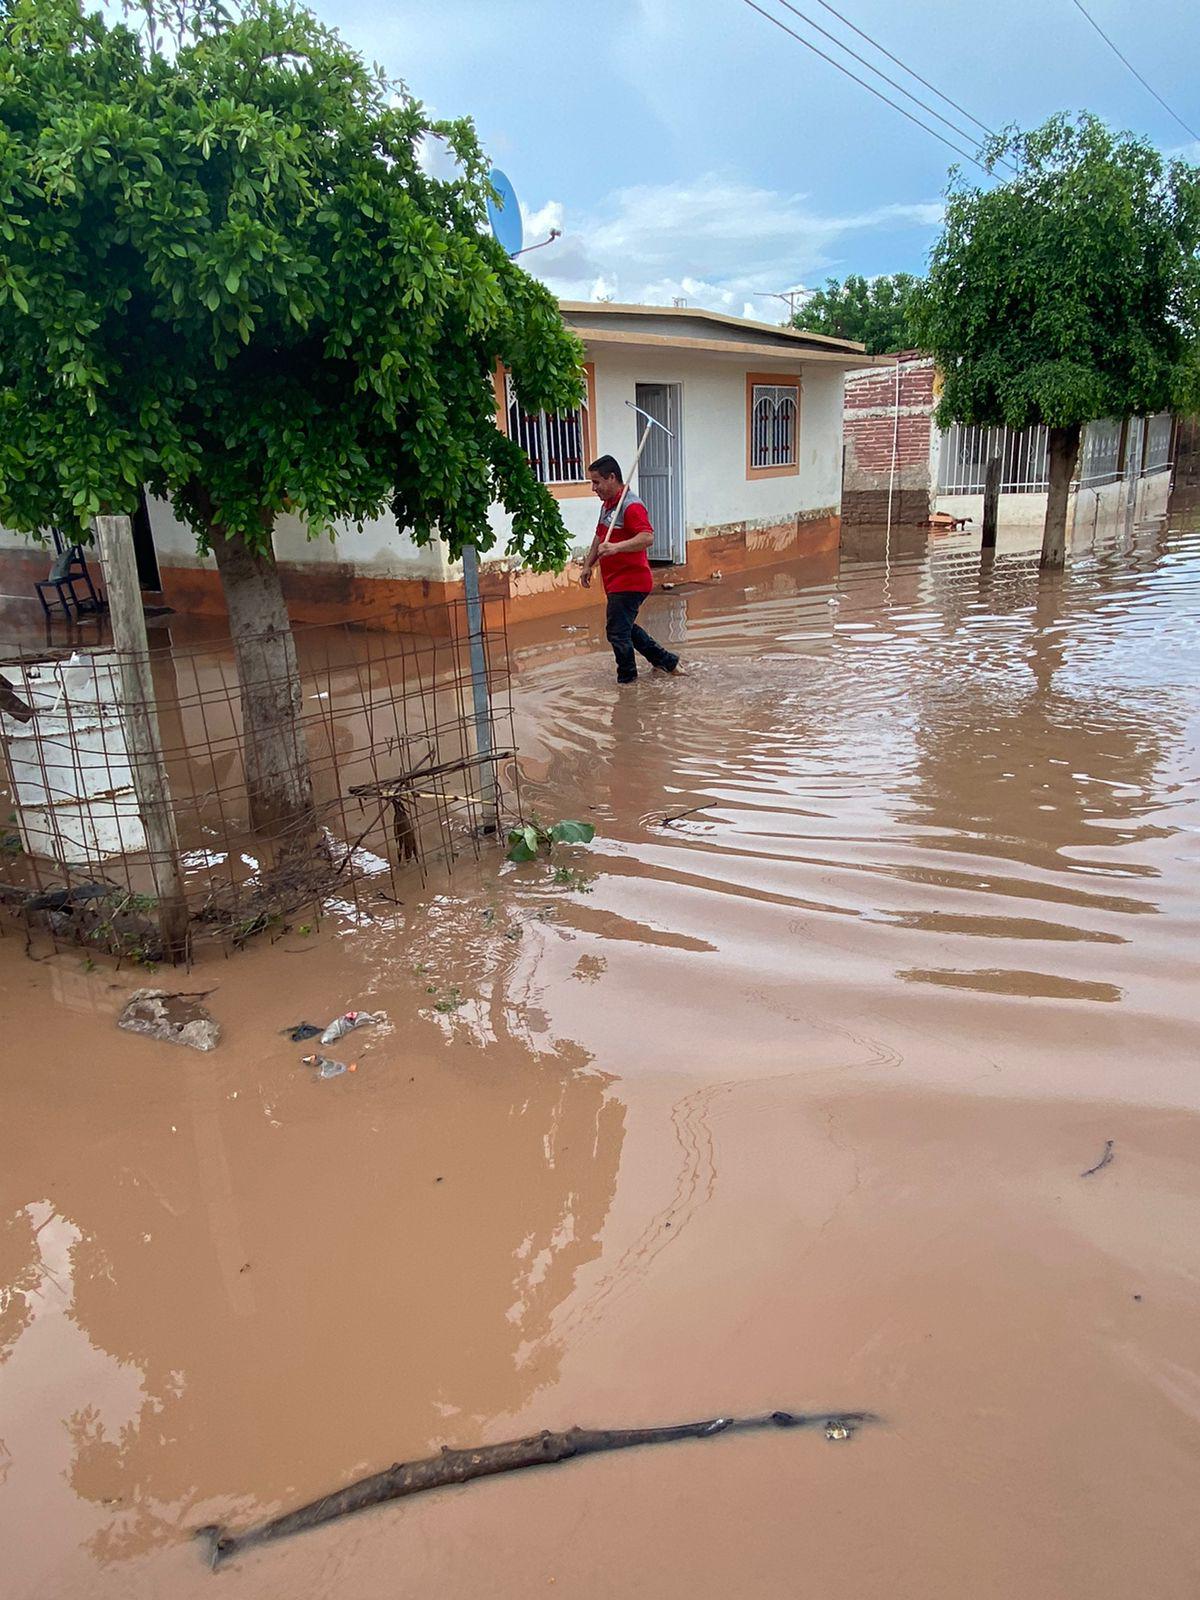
[558, 300, 880, 362]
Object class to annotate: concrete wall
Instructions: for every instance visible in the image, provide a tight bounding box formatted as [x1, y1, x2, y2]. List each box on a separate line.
[935, 469, 1172, 533]
[0, 497, 449, 580]
[143, 496, 451, 581]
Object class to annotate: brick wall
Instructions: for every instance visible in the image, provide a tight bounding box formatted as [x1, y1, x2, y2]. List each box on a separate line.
[842, 352, 935, 523]
[840, 487, 932, 526]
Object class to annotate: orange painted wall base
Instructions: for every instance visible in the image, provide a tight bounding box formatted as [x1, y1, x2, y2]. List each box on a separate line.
[0, 511, 841, 633]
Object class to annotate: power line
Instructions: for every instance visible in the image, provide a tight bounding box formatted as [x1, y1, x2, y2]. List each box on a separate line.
[1068, 0, 1199, 143]
[807, 0, 996, 139]
[741, 0, 989, 173]
[774, 0, 998, 154]
[784, 0, 998, 144]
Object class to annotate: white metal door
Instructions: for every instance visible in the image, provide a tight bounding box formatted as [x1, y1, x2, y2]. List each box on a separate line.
[634, 383, 685, 564]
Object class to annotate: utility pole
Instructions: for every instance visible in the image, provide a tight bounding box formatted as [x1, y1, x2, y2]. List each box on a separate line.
[93, 515, 189, 959]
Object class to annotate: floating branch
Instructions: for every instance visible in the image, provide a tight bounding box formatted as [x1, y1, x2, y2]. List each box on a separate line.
[198, 1407, 879, 1568]
[1081, 1139, 1115, 1177]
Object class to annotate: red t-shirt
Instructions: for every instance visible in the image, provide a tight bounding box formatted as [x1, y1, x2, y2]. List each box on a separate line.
[596, 492, 654, 595]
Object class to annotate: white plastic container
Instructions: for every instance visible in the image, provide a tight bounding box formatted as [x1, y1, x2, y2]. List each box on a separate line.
[0, 651, 146, 864]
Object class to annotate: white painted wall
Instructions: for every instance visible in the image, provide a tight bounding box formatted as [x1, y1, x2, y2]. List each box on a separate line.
[936, 470, 1171, 533]
[2, 345, 845, 583]
[0, 499, 449, 580]
[0, 521, 39, 553]
[144, 495, 449, 580]
[478, 345, 844, 567]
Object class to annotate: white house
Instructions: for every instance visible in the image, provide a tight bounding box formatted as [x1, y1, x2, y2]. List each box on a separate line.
[1, 304, 879, 628]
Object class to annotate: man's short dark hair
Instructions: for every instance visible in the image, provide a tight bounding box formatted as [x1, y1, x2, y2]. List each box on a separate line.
[588, 454, 622, 480]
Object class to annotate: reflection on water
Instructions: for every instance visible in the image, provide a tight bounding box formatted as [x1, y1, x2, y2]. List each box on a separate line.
[514, 506, 1199, 1014]
[0, 1031, 624, 1570]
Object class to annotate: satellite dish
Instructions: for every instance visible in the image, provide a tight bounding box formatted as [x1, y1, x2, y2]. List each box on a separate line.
[486, 168, 524, 258]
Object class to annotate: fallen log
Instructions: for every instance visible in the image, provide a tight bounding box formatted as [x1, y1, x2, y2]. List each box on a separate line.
[197, 1407, 877, 1568]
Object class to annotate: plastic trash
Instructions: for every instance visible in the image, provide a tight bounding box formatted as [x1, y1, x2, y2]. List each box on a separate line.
[118, 989, 220, 1052]
[285, 1022, 322, 1042]
[824, 1422, 850, 1441]
[320, 1010, 381, 1045]
[302, 1054, 356, 1078]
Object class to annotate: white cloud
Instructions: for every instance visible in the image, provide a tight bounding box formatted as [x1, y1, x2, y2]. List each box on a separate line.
[521, 174, 943, 315]
[521, 198, 565, 243]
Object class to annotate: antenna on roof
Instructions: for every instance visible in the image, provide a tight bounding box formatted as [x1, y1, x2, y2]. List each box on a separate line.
[765, 288, 808, 319]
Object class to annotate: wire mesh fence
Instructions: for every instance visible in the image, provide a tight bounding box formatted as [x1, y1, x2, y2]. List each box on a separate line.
[0, 596, 517, 964]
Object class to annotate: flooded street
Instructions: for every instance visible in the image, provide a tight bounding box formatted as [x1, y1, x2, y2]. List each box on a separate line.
[3, 502, 1200, 1599]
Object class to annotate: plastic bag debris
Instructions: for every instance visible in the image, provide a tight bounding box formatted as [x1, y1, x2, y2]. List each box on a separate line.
[824, 1422, 850, 1441]
[285, 1022, 322, 1042]
[320, 1010, 383, 1045]
[302, 1055, 356, 1078]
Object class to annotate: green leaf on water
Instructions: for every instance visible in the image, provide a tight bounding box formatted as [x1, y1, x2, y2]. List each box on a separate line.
[506, 825, 540, 863]
[548, 820, 595, 846]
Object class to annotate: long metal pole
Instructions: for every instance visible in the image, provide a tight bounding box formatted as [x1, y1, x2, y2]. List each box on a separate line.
[603, 403, 673, 537]
[460, 543, 497, 834]
[885, 355, 901, 539]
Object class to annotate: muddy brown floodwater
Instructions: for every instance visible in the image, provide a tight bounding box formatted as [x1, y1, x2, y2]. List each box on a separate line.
[3, 503, 1200, 1599]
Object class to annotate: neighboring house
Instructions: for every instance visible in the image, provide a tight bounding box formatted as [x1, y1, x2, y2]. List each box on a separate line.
[0, 305, 879, 628]
[843, 353, 1177, 533]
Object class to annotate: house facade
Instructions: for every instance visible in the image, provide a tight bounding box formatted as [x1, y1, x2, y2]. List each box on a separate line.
[842, 353, 1177, 533]
[0, 305, 877, 628]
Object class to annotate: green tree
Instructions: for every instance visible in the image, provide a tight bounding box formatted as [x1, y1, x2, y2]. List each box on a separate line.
[792, 272, 919, 354]
[912, 113, 1200, 569]
[0, 0, 584, 832]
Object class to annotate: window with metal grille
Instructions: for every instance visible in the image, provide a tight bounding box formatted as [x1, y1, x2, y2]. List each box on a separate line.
[750, 383, 799, 470]
[505, 372, 589, 486]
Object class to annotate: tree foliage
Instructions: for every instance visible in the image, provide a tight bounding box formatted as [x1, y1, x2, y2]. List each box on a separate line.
[911, 113, 1200, 434]
[793, 272, 919, 354]
[0, 0, 586, 568]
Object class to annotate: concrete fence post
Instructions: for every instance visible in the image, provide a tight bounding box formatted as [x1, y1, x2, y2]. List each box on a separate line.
[982, 457, 1001, 548]
[93, 515, 190, 959]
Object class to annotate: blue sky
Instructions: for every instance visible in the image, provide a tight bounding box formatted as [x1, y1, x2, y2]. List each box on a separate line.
[324, 0, 1197, 317]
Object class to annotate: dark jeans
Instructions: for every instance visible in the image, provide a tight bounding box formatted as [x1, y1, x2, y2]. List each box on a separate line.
[605, 590, 678, 683]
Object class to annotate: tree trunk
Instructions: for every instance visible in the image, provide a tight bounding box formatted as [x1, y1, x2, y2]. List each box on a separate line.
[1040, 424, 1082, 570]
[209, 526, 314, 839]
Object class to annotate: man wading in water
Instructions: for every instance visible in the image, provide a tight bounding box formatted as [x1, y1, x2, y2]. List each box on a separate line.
[580, 454, 682, 684]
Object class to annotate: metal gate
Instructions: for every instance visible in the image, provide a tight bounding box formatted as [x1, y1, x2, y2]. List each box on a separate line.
[634, 383, 686, 564]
